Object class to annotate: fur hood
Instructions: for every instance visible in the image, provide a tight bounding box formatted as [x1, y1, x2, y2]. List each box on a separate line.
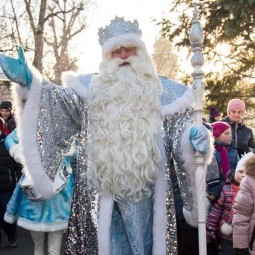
[246, 156, 255, 179]
[246, 167, 255, 178]
[239, 152, 255, 179]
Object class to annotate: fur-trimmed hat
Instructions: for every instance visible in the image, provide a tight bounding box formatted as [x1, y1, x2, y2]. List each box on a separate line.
[235, 152, 254, 179]
[209, 106, 220, 118]
[0, 100, 12, 111]
[227, 99, 245, 114]
[98, 17, 146, 55]
[211, 121, 231, 139]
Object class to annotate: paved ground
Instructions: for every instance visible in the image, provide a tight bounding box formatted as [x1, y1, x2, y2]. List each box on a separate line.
[0, 226, 65, 254]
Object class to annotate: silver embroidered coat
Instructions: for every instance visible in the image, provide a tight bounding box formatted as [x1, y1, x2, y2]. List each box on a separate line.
[14, 71, 208, 255]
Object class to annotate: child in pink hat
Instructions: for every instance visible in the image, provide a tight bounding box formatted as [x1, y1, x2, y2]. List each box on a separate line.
[211, 121, 239, 181]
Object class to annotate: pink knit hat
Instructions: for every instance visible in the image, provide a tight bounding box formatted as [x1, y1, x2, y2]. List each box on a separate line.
[227, 99, 245, 114]
[211, 121, 231, 138]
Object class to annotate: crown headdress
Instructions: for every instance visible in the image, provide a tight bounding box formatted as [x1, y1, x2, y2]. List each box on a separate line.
[98, 17, 142, 46]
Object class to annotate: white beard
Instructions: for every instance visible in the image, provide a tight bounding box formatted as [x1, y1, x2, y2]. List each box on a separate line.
[88, 51, 163, 201]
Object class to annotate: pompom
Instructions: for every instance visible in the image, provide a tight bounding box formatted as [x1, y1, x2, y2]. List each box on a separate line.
[220, 222, 233, 235]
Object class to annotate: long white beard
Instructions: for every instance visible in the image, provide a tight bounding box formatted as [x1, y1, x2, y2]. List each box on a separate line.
[88, 52, 163, 201]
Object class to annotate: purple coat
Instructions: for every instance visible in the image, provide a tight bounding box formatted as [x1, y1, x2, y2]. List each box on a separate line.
[207, 180, 238, 241]
[233, 169, 255, 254]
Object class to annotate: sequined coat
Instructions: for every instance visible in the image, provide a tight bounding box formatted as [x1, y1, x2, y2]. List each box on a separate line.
[12, 70, 212, 255]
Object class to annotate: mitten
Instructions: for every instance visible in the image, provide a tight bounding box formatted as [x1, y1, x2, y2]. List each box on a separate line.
[0, 46, 32, 88]
[190, 125, 210, 154]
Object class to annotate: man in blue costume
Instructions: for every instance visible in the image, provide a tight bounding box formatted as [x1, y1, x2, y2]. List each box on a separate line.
[0, 17, 212, 255]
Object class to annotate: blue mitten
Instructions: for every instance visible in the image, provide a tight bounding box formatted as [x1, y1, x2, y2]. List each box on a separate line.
[0, 46, 32, 88]
[190, 125, 210, 154]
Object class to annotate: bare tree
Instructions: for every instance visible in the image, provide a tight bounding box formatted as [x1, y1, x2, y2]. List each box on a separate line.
[0, 0, 90, 84]
[45, 0, 86, 83]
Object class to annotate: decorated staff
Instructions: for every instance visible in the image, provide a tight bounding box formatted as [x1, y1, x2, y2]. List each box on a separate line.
[189, 5, 207, 255]
[0, 16, 213, 254]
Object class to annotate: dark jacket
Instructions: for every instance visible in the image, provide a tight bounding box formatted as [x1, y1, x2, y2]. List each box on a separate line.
[206, 155, 225, 201]
[222, 116, 255, 157]
[0, 135, 17, 192]
[5, 115, 16, 136]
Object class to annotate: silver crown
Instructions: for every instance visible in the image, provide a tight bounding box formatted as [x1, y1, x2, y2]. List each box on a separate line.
[98, 17, 142, 46]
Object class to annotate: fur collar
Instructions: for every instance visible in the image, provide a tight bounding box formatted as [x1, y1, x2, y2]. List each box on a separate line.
[62, 72, 194, 116]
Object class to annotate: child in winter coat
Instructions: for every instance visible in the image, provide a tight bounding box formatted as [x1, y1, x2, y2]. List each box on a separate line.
[206, 153, 247, 255]
[4, 128, 76, 255]
[207, 121, 239, 205]
[232, 152, 255, 255]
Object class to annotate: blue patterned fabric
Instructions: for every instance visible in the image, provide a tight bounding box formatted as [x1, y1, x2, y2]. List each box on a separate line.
[79, 73, 95, 89]
[5, 173, 74, 231]
[159, 76, 188, 106]
[111, 194, 153, 255]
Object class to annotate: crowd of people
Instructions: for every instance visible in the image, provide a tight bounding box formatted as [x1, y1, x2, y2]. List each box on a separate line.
[0, 16, 254, 255]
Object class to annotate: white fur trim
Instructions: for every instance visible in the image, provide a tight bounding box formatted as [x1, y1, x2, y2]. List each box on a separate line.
[62, 71, 89, 102]
[4, 212, 18, 224]
[11, 83, 29, 101]
[102, 33, 146, 56]
[98, 191, 114, 255]
[152, 164, 167, 254]
[17, 218, 67, 232]
[11, 83, 29, 127]
[161, 87, 194, 116]
[9, 143, 19, 158]
[181, 125, 214, 227]
[235, 152, 254, 177]
[20, 68, 54, 198]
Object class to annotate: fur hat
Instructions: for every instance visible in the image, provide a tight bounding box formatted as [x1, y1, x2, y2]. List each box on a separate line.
[209, 106, 220, 118]
[211, 121, 231, 139]
[240, 152, 255, 176]
[0, 100, 12, 111]
[227, 99, 245, 114]
[235, 152, 254, 178]
[98, 17, 146, 56]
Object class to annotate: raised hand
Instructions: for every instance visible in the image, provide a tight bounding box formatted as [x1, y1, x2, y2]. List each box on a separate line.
[0, 46, 32, 88]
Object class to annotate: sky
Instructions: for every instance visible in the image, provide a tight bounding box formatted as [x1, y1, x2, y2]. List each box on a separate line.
[71, 1, 229, 77]
[72, 0, 172, 73]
